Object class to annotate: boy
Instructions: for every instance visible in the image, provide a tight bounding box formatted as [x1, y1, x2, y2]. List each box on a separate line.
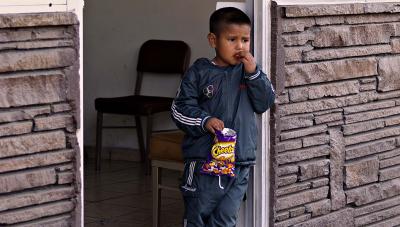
[171, 7, 275, 227]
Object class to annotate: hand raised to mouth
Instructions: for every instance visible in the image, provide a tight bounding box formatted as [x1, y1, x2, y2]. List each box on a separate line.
[236, 50, 256, 73]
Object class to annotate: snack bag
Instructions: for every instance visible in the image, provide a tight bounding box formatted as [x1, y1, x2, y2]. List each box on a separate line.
[201, 128, 236, 177]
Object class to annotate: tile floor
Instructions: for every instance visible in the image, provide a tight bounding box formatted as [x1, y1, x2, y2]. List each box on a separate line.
[84, 159, 184, 226]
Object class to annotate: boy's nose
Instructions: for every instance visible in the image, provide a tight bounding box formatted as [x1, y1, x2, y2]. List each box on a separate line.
[236, 41, 243, 50]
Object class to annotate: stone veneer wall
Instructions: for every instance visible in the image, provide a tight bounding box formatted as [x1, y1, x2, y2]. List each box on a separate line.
[0, 13, 80, 226]
[270, 2, 400, 227]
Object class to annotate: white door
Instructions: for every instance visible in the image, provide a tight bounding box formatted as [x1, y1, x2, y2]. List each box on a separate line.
[215, 1, 271, 226]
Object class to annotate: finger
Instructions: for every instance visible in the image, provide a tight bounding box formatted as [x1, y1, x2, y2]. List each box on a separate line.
[208, 127, 215, 134]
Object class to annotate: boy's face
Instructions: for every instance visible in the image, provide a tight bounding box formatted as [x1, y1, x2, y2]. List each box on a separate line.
[208, 24, 251, 67]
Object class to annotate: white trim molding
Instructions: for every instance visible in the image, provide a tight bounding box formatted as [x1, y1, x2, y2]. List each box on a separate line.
[0, 0, 67, 14]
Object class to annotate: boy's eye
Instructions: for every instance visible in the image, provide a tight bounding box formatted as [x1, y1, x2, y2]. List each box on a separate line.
[243, 39, 249, 43]
[228, 38, 235, 42]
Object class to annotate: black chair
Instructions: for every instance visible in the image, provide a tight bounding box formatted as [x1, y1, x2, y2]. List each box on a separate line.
[94, 39, 190, 172]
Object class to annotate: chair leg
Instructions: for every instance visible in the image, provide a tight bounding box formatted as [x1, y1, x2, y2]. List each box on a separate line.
[135, 116, 146, 163]
[145, 114, 153, 175]
[152, 164, 161, 227]
[95, 112, 103, 171]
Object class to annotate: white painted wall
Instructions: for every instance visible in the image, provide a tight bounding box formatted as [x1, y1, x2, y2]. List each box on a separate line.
[83, 0, 243, 149]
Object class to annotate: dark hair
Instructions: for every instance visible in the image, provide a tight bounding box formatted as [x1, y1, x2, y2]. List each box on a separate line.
[209, 7, 251, 35]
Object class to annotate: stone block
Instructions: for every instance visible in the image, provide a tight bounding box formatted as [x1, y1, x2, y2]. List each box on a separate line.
[282, 18, 315, 33]
[380, 165, 400, 181]
[315, 113, 343, 125]
[52, 103, 72, 113]
[302, 134, 329, 147]
[378, 148, 400, 160]
[343, 100, 396, 114]
[288, 87, 308, 102]
[282, 31, 315, 46]
[346, 138, 396, 160]
[0, 27, 75, 43]
[0, 131, 66, 158]
[380, 155, 400, 168]
[0, 106, 50, 123]
[344, 126, 400, 146]
[276, 211, 290, 222]
[368, 215, 400, 227]
[327, 120, 344, 127]
[289, 207, 305, 217]
[311, 178, 329, 188]
[276, 93, 289, 104]
[304, 199, 331, 217]
[275, 139, 302, 153]
[299, 160, 329, 181]
[355, 204, 400, 226]
[343, 119, 385, 136]
[364, 3, 400, 13]
[0, 149, 74, 173]
[346, 183, 383, 206]
[285, 4, 364, 17]
[0, 39, 74, 51]
[0, 168, 56, 193]
[279, 91, 378, 116]
[329, 128, 346, 210]
[34, 114, 74, 132]
[277, 165, 298, 176]
[0, 73, 66, 108]
[315, 16, 344, 25]
[17, 215, 72, 227]
[23, 106, 52, 118]
[275, 214, 311, 227]
[345, 14, 400, 24]
[0, 186, 74, 212]
[377, 90, 400, 100]
[58, 172, 74, 184]
[345, 157, 379, 188]
[278, 174, 297, 187]
[386, 115, 400, 126]
[313, 24, 394, 47]
[360, 83, 376, 92]
[276, 145, 331, 165]
[391, 38, 400, 53]
[285, 57, 377, 87]
[276, 182, 311, 197]
[0, 121, 32, 137]
[0, 200, 73, 224]
[304, 44, 391, 61]
[359, 77, 376, 84]
[280, 114, 314, 131]
[289, 80, 360, 102]
[314, 108, 343, 116]
[276, 186, 329, 211]
[0, 48, 75, 73]
[381, 178, 400, 198]
[378, 56, 400, 92]
[0, 12, 78, 28]
[280, 125, 327, 140]
[293, 208, 354, 227]
[56, 163, 74, 172]
[285, 45, 313, 63]
[354, 195, 400, 216]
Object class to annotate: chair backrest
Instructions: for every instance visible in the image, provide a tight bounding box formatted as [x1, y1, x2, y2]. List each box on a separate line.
[135, 39, 191, 95]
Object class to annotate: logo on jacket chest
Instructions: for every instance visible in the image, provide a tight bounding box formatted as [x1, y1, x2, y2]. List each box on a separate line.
[203, 84, 214, 98]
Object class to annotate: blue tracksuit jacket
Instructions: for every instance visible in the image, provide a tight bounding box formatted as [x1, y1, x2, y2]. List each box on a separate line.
[171, 58, 275, 165]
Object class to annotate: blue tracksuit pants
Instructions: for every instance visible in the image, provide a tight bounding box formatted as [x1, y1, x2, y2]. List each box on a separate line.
[180, 161, 250, 227]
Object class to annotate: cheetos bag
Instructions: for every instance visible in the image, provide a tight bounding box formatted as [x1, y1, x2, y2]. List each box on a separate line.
[201, 128, 236, 177]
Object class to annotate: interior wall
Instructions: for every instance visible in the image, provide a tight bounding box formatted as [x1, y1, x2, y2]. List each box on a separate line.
[83, 0, 243, 150]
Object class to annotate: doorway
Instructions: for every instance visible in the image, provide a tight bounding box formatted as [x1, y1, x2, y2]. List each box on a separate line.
[83, 1, 267, 226]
